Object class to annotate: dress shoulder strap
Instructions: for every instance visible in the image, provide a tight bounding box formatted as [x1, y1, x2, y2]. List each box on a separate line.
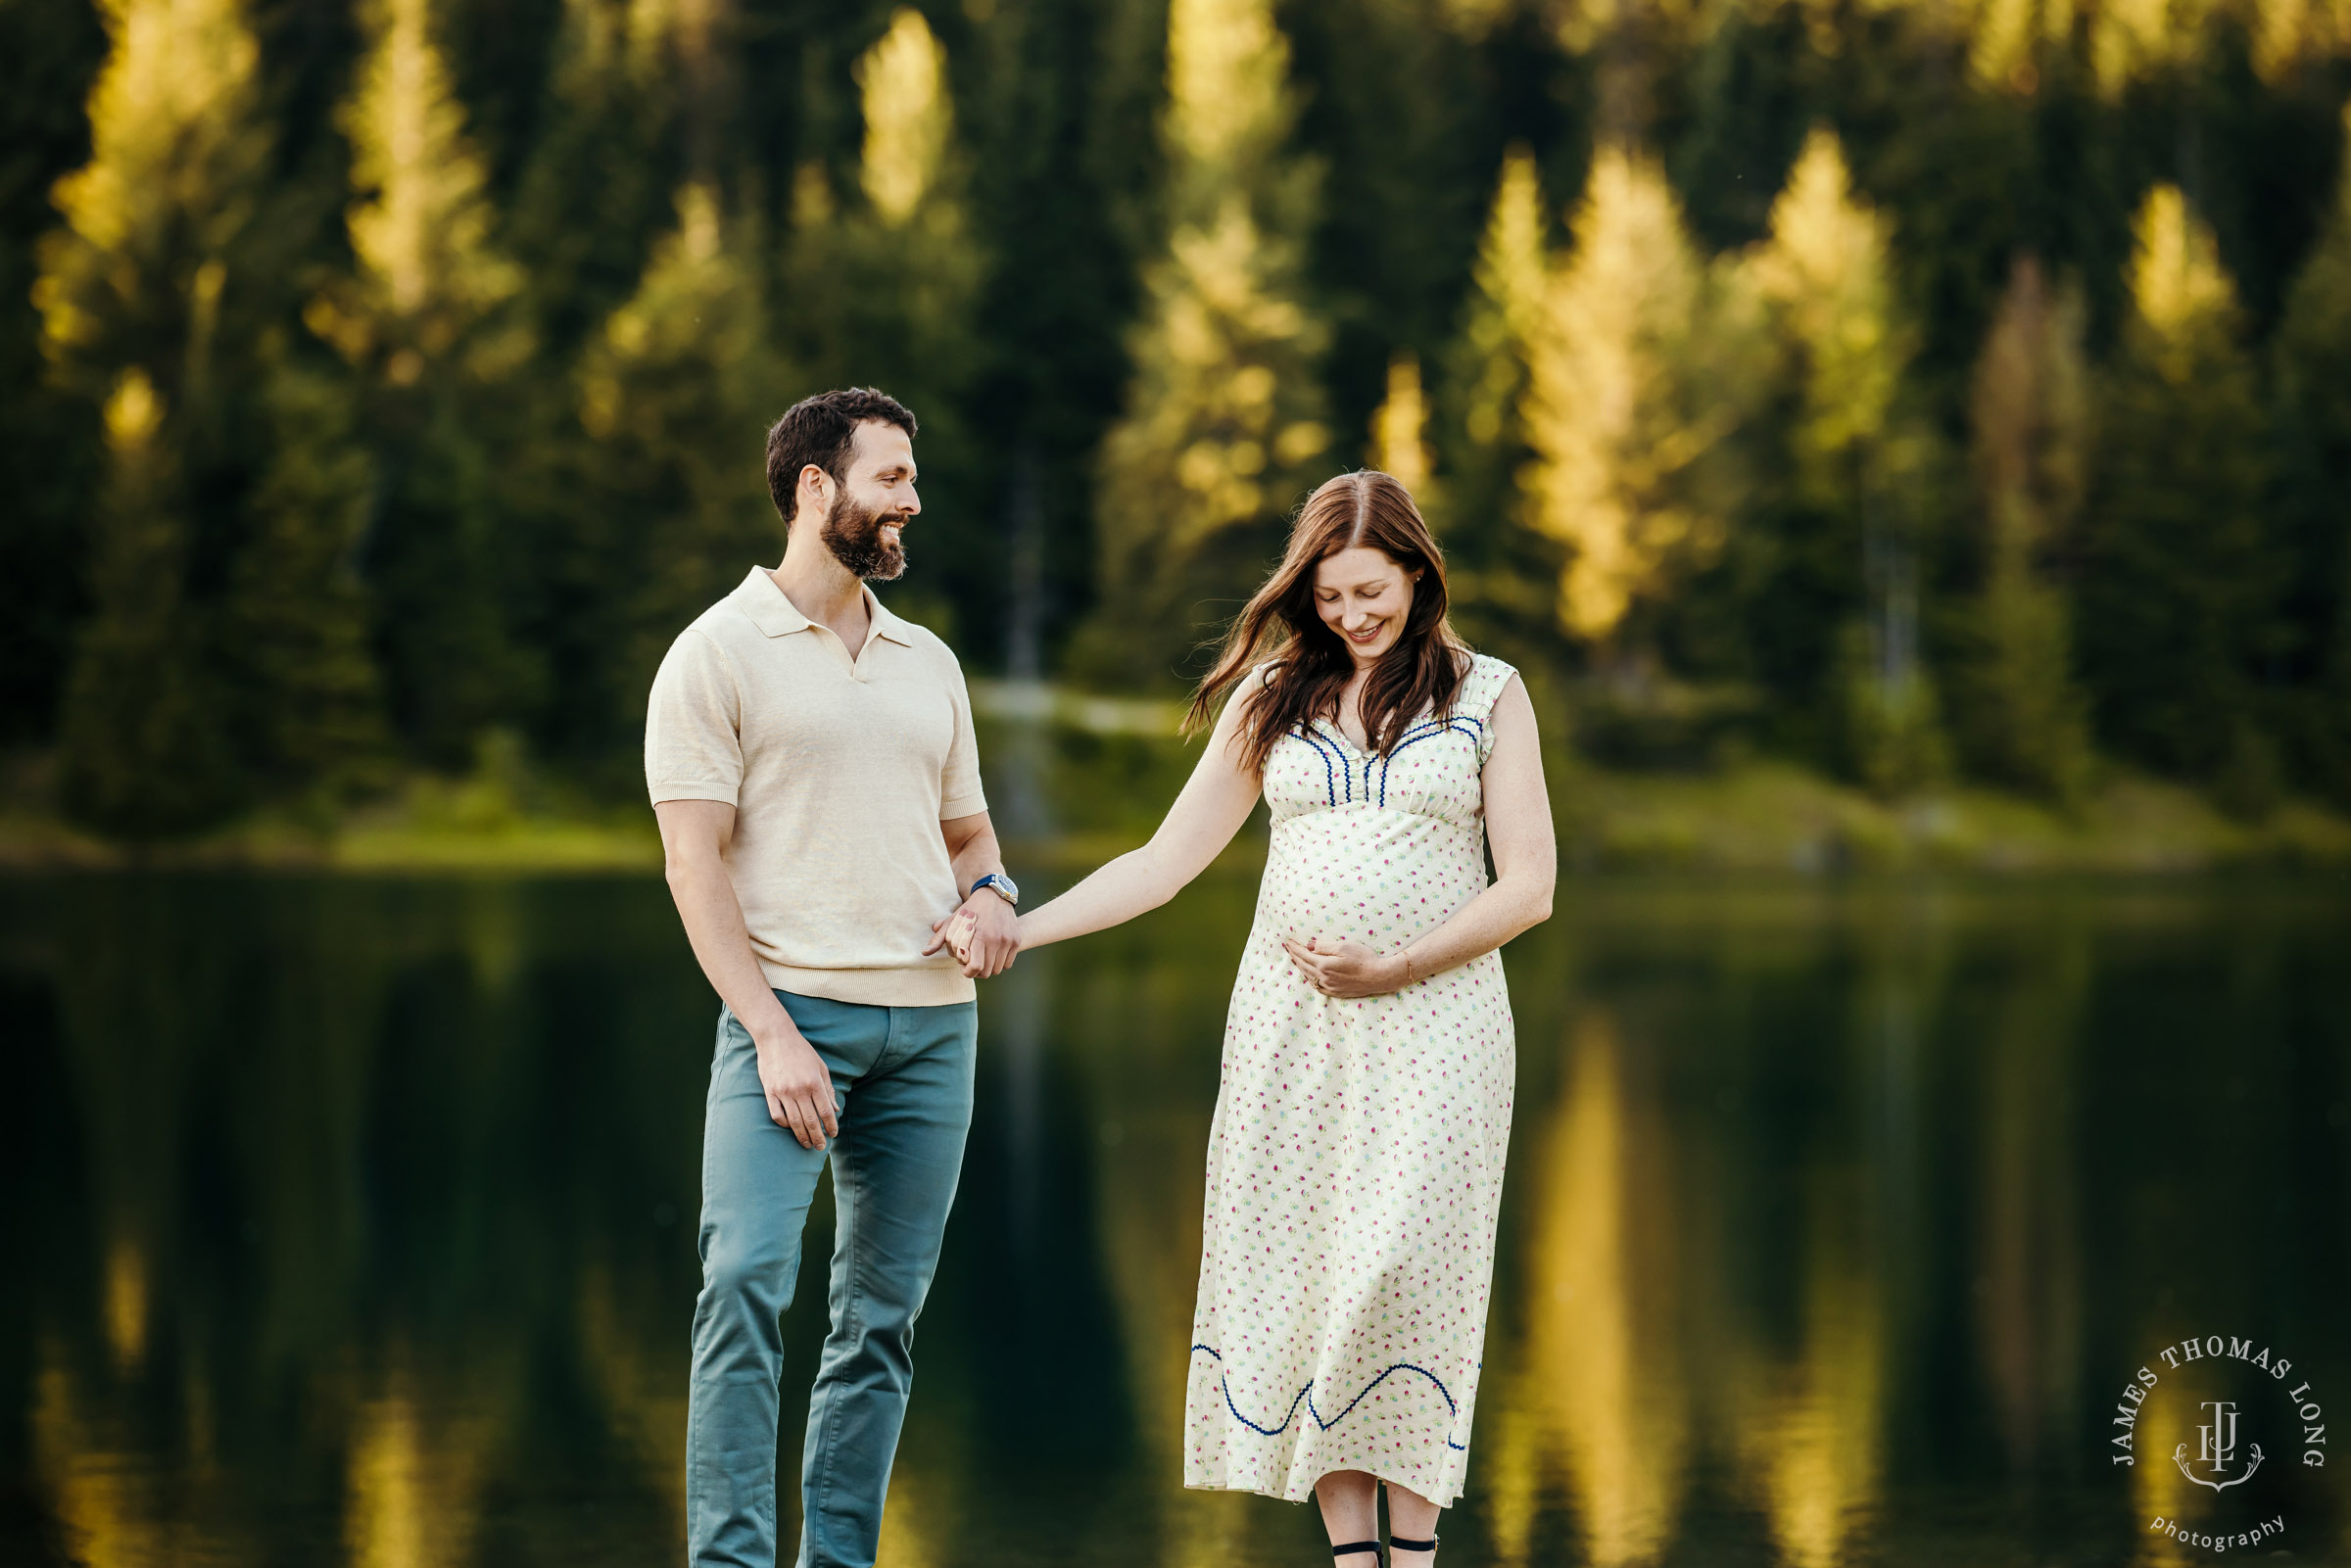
[1450, 652, 1517, 763]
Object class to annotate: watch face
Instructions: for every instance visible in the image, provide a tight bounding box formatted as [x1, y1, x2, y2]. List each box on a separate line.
[984, 873, 1019, 904]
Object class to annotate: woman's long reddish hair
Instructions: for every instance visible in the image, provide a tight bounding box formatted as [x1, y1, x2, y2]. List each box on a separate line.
[1186, 470, 1471, 776]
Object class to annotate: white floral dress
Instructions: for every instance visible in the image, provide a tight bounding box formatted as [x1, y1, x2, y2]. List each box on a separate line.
[1184, 653, 1518, 1507]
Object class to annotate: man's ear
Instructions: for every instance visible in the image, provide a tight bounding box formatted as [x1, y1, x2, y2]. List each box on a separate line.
[798, 463, 832, 519]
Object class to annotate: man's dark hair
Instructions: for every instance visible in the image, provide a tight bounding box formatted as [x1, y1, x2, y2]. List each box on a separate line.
[764, 388, 919, 526]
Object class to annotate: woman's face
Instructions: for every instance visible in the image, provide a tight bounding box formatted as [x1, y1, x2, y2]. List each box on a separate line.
[1313, 546, 1418, 666]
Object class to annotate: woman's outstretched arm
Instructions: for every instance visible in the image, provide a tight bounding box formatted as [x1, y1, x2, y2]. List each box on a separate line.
[1015, 689, 1264, 951]
[1282, 674, 1556, 997]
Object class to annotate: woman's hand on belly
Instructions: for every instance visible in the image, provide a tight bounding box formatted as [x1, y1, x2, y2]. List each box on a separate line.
[1279, 934, 1407, 998]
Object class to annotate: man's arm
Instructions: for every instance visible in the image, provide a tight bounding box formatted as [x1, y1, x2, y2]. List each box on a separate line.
[654, 798, 840, 1150]
[924, 811, 1018, 978]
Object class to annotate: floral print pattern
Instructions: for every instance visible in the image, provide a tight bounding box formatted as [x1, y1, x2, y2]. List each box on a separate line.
[1184, 654, 1519, 1508]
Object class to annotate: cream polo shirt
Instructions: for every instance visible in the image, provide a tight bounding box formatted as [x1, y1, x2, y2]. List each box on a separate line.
[645, 566, 987, 1007]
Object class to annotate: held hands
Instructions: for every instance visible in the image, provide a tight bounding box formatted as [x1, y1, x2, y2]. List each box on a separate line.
[1281, 934, 1410, 998]
[924, 889, 1019, 978]
[752, 1023, 839, 1150]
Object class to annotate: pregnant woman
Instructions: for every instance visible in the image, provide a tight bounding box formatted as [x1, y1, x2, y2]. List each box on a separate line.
[1006, 470, 1556, 1563]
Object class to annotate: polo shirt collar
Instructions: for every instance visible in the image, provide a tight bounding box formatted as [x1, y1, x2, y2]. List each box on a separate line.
[734, 567, 914, 646]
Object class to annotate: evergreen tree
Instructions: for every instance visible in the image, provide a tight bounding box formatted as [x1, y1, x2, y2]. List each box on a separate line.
[1435, 148, 1559, 659]
[220, 347, 391, 801]
[310, 0, 535, 767]
[1955, 254, 2093, 803]
[1367, 351, 1435, 500]
[1741, 128, 1947, 794]
[1083, 0, 1331, 685]
[2249, 0, 2350, 80]
[2274, 106, 2351, 801]
[2079, 184, 2282, 810]
[56, 372, 237, 835]
[782, 8, 988, 641]
[505, 0, 676, 358]
[34, 0, 273, 833]
[1521, 146, 1743, 662]
[954, 0, 1163, 672]
[565, 185, 787, 765]
[0, 0, 104, 745]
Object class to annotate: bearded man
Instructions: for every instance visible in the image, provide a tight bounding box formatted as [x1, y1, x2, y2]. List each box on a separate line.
[645, 387, 1021, 1568]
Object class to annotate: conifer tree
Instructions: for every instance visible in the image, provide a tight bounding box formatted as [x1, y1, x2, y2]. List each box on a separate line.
[57, 372, 237, 834]
[220, 348, 391, 799]
[34, 0, 272, 832]
[781, 8, 987, 639]
[1367, 352, 1434, 500]
[1084, 0, 1331, 684]
[1435, 148, 1557, 654]
[505, 0, 674, 356]
[1521, 146, 1741, 659]
[0, 0, 105, 745]
[1743, 128, 1947, 795]
[2274, 107, 2351, 801]
[311, 0, 534, 766]
[1956, 255, 2093, 803]
[2081, 185, 2283, 810]
[569, 186, 786, 760]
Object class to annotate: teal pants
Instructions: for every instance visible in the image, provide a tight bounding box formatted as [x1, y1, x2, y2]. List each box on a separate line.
[686, 990, 977, 1568]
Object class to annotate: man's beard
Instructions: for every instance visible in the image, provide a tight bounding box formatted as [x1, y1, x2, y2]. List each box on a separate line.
[820, 494, 908, 582]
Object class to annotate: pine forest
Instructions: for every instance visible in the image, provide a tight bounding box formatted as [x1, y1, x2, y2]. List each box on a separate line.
[5, 0, 2351, 845]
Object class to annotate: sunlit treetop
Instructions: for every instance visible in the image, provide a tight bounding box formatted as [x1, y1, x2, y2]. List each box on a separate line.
[1746, 128, 1907, 461]
[35, 0, 266, 381]
[1523, 146, 1724, 643]
[1168, 0, 1292, 170]
[857, 8, 953, 227]
[1369, 354, 1435, 500]
[315, 0, 524, 377]
[2125, 184, 2243, 381]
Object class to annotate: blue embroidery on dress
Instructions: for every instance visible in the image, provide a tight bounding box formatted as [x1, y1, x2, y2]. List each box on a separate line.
[1294, 729, 1342, 807]
[1376, 716, 1484, 806]
[1191, 1344, 1468, 1452]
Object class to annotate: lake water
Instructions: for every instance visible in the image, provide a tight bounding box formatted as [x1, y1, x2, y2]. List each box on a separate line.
[4, 870, 2348, 1567]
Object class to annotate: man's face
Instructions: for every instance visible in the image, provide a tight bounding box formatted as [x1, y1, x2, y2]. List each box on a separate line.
[816, 420, 920, 582]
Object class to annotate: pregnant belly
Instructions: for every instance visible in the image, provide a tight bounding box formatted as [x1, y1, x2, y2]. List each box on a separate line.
[1252, 813, 1488, 951]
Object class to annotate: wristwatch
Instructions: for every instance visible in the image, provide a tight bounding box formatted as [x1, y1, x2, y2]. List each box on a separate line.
[971, 872, 1020, 907]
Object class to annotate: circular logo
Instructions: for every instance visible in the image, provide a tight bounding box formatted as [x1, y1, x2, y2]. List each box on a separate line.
[2111, 1335, 2327, 1554]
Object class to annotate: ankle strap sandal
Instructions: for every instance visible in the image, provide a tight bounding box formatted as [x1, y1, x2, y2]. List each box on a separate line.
[1389, 1536, 1439, 1553]
[1330, 1544, 1382, 1561]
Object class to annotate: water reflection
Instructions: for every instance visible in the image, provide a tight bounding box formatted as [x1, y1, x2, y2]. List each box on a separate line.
[3, 875, 2348, 1566]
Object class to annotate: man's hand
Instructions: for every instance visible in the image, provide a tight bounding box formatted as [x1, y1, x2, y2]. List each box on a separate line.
[924, 890, 1019, 978]
[1280, 934, 1408, 998]
[753, 1022, 840, 1149]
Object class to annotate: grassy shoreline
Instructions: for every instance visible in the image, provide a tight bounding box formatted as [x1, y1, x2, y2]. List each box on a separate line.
[6, 732, 2349, 877]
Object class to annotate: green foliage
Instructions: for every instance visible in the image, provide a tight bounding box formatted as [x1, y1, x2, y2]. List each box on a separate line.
[12, 0, 2351, 837]
[1953, 255, 2095, 804]
[221, 347, 391, 799]
[1738, 129, 1951, 791]
[312, 0, 537, 767]
[1082, 0, 1332, 687]
[2078, 186, 2284, 809]
[780, 8, 988, 643]
[1435, 148, 1562, 668]
[562, 185, 789, 766]
[2274, 107, 2351, 801]
[58, 372, 239, 835]
[0, 0, 105, 742]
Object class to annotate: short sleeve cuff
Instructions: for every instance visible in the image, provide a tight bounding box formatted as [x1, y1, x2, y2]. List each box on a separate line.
[939, 792, 988, 820]
[649, 780, 742, 808]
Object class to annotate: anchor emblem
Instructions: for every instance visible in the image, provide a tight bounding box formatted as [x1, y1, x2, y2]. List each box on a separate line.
[2174, 1401, 2264, 1492]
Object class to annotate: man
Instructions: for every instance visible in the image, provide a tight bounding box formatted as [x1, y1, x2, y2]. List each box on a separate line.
[646, 387, 1020, 1568]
